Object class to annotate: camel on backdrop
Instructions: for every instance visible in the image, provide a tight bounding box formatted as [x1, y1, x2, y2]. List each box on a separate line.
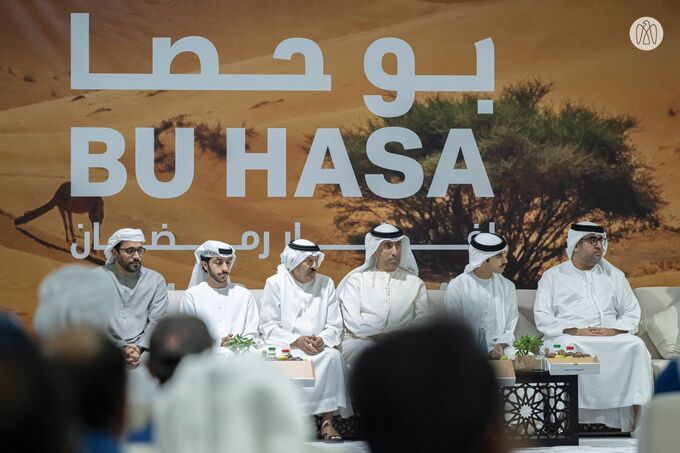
[14, 181, 104, 244]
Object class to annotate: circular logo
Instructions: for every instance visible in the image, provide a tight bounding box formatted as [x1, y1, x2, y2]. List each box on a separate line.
[630, 17, 663, 51]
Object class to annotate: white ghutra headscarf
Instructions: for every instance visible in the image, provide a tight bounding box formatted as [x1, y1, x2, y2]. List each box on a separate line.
[464, 232, 508, 274]
[104, 228, 145, 264]
[188, 240, 236, 288]
[337, 223, 418, 293]
[279, 239, 325, 271]
[566, 221, 608, 260]
[273, 239, 326, 331]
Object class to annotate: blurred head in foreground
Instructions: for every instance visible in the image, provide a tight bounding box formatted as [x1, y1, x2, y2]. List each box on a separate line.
[147, 314, 214, 384]
[33, 264, 115, 338]
[44, 327, 127, 440]
[0, 315, 69, 453]
[351, 317, 508, 453]
[154, 353, 307, 453]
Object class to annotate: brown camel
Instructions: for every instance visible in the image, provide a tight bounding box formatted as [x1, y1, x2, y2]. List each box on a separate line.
[14, 181, 104, 244]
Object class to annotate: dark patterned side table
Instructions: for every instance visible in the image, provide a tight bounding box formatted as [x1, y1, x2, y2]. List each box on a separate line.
[498, 370, 579, 447]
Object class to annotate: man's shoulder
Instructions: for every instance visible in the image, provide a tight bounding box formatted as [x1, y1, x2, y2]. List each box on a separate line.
[140, 266, 166, 283]
[264, 273, 282, 288]
[447, 273, 468, 289]
[540, 261, 570, 279]
[597, 260, 625, 279]
[315, 273, 335, 288]
[397, 267, 424, 284]
[344, 270, 365, 285]
[229, 283, 254, 298]
[496, 273, 516, 290]
[94, 264, 115, 276]
[183, 283, 204, 296]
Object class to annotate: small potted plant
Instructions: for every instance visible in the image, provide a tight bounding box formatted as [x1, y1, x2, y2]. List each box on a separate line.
[228, 334, 256, 355]
[513, 335, 544, 371]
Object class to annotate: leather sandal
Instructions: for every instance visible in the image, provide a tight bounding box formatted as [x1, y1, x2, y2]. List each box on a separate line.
[319, 420, 343, 441]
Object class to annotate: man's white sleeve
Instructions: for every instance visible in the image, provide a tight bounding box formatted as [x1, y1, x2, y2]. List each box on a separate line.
[319, 283, 343, 348]
[534, 274, 572, 337]
[260, 279, 298, 346]
[610, 273, 641, 333]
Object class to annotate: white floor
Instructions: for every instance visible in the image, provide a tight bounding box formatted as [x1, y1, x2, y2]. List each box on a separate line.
[306, 437, 637, 452]
[126, 436, 637, 453]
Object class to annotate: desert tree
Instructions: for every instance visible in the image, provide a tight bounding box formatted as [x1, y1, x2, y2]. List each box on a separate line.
[322, 79, 662, 287]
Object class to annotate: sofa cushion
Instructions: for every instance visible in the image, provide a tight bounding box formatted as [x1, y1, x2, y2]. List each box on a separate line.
[652, 359, 672, 379]
[640, 303, 680, 359]
[634, 287, 680, 360]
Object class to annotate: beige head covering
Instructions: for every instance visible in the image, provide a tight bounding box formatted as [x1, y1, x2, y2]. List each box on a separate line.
[154, 353, 308, 453]
[104, 228, 145, 264]
[33, 265, 115, 338]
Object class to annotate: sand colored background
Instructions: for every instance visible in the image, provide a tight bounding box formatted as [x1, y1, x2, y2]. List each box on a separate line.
[1, 0, 678, 327]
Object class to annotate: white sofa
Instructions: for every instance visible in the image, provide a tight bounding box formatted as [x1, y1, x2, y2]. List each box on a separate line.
[167, 286, 679, 376]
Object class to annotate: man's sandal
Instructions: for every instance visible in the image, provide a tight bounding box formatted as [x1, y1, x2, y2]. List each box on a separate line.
[319, 420, 343, 441]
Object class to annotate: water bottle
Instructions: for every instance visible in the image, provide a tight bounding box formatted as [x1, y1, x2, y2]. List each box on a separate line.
[477, 327, 488, 354]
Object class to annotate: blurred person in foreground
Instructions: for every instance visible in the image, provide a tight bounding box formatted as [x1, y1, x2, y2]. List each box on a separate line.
[0, 314, 70, 453]
[351, 317, 508, 453]
[33, 264, 115, 338]
[33, 264, 153, 439]
[655, 358, 680, 394]
[128, 314, 214, 443]
[154, 353, 308, 453]
[44, 327, 127, 453]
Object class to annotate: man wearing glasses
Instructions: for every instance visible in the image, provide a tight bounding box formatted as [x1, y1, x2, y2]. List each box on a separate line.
[97, 228, 169, 368]
[534, 222, 652, 432]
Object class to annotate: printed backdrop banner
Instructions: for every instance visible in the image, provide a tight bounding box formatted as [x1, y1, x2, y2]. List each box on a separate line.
[1, 0, 679, 324]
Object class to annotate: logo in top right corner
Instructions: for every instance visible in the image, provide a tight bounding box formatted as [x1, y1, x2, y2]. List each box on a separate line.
[630, 17, 663, 51]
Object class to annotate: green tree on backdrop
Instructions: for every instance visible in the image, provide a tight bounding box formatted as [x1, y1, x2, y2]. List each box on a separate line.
[324, 79, 662, 287]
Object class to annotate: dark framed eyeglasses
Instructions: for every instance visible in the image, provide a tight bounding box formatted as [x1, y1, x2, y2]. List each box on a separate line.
[120, 247, 146, 256]
[582, 237, 607, 247]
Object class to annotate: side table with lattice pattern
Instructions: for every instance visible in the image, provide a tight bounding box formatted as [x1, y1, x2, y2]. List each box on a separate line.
[498, 370, 579, 447]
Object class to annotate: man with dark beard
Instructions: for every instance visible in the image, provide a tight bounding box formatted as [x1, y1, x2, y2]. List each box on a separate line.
[180, 241, 260, 350]
[534, 221, 652, 432]
[96, 228, 168, 368]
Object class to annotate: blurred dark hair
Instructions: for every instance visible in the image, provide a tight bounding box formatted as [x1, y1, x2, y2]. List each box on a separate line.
[47, 328, 127, 435]
[351, 316, 506, 453]
[0, 315, 70, 453]
[148, 314, 213, 384]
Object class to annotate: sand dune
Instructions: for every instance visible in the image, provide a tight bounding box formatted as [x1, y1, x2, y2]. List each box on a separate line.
[1, 0, 679, 323]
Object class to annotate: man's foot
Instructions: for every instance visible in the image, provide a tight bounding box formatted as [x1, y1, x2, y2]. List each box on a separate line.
[319, 419, 342, 441]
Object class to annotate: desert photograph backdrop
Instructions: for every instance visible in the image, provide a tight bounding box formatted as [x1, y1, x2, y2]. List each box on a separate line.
[1, 0, 679, 326]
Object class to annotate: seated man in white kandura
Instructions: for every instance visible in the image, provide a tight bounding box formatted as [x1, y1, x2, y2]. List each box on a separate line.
[260, 239, 351, 441]
[445, 231, 519, 358]
[180, 241, 260, 352]
[338, 223, 433, 366]
[534, 221, 652, 432]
